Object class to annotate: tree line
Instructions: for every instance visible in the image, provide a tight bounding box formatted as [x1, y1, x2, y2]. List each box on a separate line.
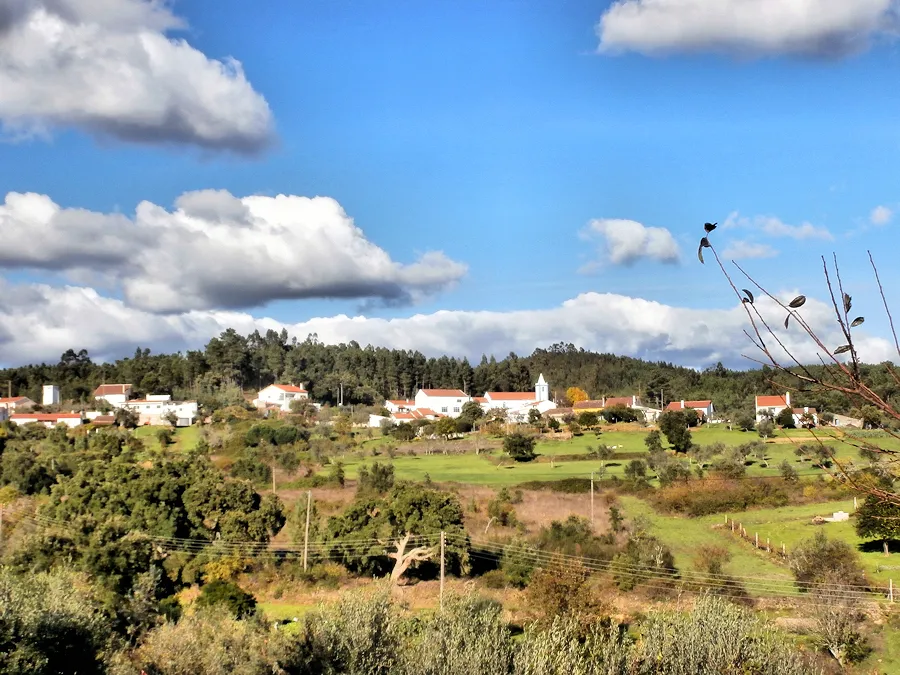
[3, 334, 899, 415]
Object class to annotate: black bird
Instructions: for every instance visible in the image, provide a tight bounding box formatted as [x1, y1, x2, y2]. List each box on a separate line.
[704, 222, 717, 233]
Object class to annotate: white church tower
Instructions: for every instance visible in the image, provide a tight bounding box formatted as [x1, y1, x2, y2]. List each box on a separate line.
[535, 373, 549, 402]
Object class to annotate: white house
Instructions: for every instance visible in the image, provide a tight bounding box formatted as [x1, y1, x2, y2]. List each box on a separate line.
[666, 399, 715, 420]
[480, 374, 556, 422]
[93, 384, 133, 408]
[0, 396, 35, 422]
[755, 393, 790, 423]
[253, 384, 309, 412]
[10, 412, 83, 428]
[384, 399, 416, 414]
[792, 407, 819, 427]
[42, 385, 60, 406]
[414, 389, 472, 418]
[124, 396, 198, 426]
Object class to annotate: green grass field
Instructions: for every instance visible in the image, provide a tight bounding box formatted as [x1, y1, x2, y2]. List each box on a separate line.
[331, 426, 859, 487]
[617, 495, 794, 588]
[712, 499, 898, 588]
[133, 425, 201, 453]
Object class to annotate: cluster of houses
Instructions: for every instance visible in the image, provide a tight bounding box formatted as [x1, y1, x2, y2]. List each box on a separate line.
[0, 383, 199, 429]
[366, 379, 862, 430]
[0, 372, 863, 432]
[368, 374, 557, 427]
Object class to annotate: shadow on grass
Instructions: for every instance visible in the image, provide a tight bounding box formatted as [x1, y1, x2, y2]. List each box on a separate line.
[858, 539, 900, 554]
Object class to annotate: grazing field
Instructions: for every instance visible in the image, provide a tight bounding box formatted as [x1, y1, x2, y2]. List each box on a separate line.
[133, 424, 201, 452]
[711, 499, 899, 587]
[334, 425, 866, 487]
[616, 495, 794, 587]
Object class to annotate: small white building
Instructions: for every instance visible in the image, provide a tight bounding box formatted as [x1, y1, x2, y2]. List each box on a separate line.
[414, 389, 472, 418]
[253, 384, 309, 412]
[124, 397, 198, 426]
[792, 407, 819, 427]
[10, 412, 83, 428]
[384, 399, 416, 414]
[0, 396, 35, 422]
[755, 393, 791, 423]
[93, 384, 133, 408]
[42, 385, 60, 406]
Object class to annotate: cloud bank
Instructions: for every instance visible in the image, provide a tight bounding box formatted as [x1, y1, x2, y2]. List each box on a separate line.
[597, 0, 897, 58]
[0, 0, 273, 152]
[0, 278, 890, 370]
[0, 190, 467, 313]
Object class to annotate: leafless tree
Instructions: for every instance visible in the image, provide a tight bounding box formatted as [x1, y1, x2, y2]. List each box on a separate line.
[699, 223, 899, 504]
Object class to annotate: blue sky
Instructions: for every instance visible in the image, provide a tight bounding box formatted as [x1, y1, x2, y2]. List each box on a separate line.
[1, 0, 899, 367]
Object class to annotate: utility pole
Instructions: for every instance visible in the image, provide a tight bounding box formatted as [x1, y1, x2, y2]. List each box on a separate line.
[303, 490, 312, 571]
[339, 382, 344, 407]
[439, 530, 446, 611]
[590, 472, 595, 527]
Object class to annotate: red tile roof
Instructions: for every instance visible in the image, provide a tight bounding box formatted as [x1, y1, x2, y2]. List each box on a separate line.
[387, 399, 415, 406]
[486, 392, 536, 401]
[474, 397, 487, 403]
[393, 412, 416, 420]
[420, 389, 467, 397]
[91, 415, 116, 426]
[11, 413, 82, 421]
[94, 384, 132, 396]
[0, 396, 29, 404]
[756, 395, 788, 408]
[272, 384, 307, 393]
[573, 400, 605, 409]
[666, 400, 713, 411]
[604, 396, 636, 408]
[793, 408, 818, 414]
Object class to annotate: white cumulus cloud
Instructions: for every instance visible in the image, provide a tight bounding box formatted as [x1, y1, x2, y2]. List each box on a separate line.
[724, 212, 833, 241]
[581, 218, 680, 267]
[0, 190, 467, 313]
[0, 0, 273, 153]
[721, 240, 778, 260]
[0, 279, 891, 370]
[871, 205, 893, 225]
[597, 0, 897, 58]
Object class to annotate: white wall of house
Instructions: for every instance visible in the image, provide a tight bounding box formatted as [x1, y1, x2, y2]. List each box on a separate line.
[124, 399, 198, 426]
[10, 414, 83, 428]
[97, 393, 129, 407]
[254, 384, 309, 412]
[755, 393, 791, 423]
[384, 400, 415, 414]
[414, 390, 471, 417]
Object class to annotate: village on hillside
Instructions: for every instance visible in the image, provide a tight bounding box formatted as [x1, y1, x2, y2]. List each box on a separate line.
[0, 373, 865, 432]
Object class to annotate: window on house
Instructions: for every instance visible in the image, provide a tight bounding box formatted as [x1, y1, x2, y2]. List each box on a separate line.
[453, 407, 460, 413]
[441, 407, 448, 413]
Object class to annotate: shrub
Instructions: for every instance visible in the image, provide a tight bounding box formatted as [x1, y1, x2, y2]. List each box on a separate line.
[528, 557, 607, 626]
[131, 609, 281, 675]
[357, 461, 395, 493]
[196, 580, 257, 619]
[229, 454, 272, 485]
[650, 478, 791, 516]
[789, 531, 867, 591]
[611, 530, 677, 592]
[501, 539, 536, 588]
[487, 487, 519, 527]
[503, 432, 537, 462]
[0, 568, 112, 675]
